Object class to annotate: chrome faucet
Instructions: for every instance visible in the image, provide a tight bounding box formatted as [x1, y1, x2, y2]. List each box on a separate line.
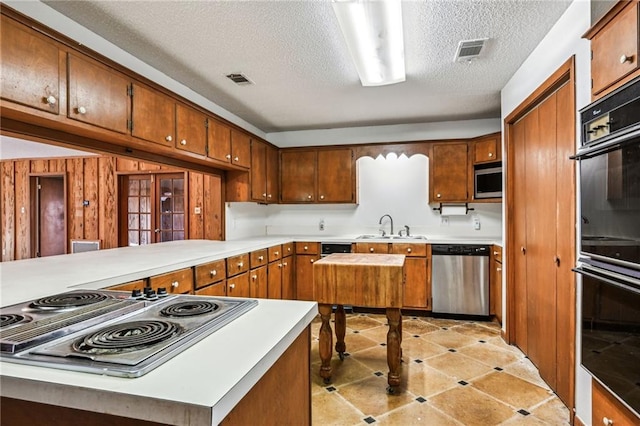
[398, 225, 410, 237]
[378, 214, 394, 236]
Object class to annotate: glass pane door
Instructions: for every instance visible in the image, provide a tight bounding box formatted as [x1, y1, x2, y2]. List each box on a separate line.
[126, 176, 152, 246]
[158, 176, 185, 242]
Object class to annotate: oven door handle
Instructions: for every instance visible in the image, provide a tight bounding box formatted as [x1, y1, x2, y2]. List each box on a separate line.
[573, 265, 640, 294]
[572, 127, 640, 160]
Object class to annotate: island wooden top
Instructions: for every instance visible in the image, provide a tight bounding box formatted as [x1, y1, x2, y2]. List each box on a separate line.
[313, 253, 405, 308]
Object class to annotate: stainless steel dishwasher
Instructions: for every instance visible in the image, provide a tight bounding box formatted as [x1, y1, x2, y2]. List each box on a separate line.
[431, 244, 490, 316]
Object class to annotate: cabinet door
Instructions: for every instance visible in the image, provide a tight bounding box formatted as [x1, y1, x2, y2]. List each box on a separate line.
[67, 53, 130, 133]
[227, 272, 250, 297]
[207, 119, 232, 163]
[474, 135, 500, 163]
[317, 148, 355, 203]
[431, 142, 469, 202]
[250, 140, 267, 202]
[491, 259, 503, 324]
[402, 257, 429, 309]
[295, 254, 319, 301]
[592, 381, 639, 426]
[281, 150, 317, 202]
[250, 266, 268, 298]
[195, 281, 226, 296]
[1, 16, 61, 114]
[591, 2, 639, 96]
[131, 83, 175, 146]
[231, 129, 251, 168]
[281, 256, 294, 299]
[266, 144, 279, 203]
[175, 104, 207, 156]
[268, 261, 283, 299]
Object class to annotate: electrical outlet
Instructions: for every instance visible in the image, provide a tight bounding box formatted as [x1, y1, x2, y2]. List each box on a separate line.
[319, 219, 325, 231]
[440, 216, 449, 226]
[473, 217, 481, 230]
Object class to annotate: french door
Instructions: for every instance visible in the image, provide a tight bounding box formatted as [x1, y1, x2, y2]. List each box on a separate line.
[120, 173, 186, 246]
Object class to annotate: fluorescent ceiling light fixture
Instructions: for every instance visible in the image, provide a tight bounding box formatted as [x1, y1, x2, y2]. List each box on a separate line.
[332, 0, 405, 87]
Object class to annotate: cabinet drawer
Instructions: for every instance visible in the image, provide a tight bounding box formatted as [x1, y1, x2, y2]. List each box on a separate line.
[148, 267, 193, 294]
[390, 243, 427, 257]
[250, 249, 268, 268]
[354, 242, 388, 254]
[227, 253, 250, 277]
[592, 380, 639, 426]
[492, 245, 503, 263]
[194, 259, 226, 289]
[195, 280, 226, 296]
[268, 245, 282, 262]
[295, 242, 319, 255]
[282, 242, 294, 257]
[107, 279, 147, 292]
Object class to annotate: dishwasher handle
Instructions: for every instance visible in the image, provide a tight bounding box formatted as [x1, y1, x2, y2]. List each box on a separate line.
[431, 245, 490, 256]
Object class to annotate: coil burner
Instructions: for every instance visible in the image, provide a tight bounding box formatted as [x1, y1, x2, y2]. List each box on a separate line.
[0, 314, 30, 329]
[30, 292, 109, 311]
[73, 320, 180, 355]
[160, 301, 219, 317]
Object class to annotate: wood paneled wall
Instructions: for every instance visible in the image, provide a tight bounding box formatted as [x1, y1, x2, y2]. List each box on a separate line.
[1, 156, 222, 262]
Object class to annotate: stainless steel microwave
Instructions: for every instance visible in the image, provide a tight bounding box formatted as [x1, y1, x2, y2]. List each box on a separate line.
[474, 165, 502, 199]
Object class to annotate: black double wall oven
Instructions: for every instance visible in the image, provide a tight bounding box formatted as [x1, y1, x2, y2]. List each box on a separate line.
[574, 75, 640, 417]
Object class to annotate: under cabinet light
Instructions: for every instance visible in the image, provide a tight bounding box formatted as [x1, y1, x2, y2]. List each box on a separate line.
[332, 0, 406, 86]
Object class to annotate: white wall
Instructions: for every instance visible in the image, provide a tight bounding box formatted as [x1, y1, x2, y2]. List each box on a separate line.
[500, 0, 592, 423]
[226, 154, 502, 240]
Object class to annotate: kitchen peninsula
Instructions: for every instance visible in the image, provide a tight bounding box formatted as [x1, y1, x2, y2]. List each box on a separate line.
[0, 239, 317, 425]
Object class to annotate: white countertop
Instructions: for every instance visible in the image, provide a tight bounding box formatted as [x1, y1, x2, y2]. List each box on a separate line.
[0, 235, 501, 424]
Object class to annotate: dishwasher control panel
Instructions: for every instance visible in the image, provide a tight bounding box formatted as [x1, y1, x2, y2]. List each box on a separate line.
[432, 245, 489, 256]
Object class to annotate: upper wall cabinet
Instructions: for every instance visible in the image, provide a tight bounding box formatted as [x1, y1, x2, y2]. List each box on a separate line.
[231, 129, 251, 169]
[473, 133, 501, 164]
[0, 15, 62, 115]
[175, 103, 207, 156]
[130, 83, 175, 147]
[250, 140, 279, 203]
[207, 120, 251, 168]
[280, 148, 355, 204]
[587, 0, 640, 99]
[430, 142, 469, 203]
[67, 53, 130, 134]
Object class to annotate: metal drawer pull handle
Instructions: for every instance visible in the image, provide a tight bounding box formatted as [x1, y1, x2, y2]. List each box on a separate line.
[77, 106, 87, 114]
[229, 284, 235, 289]
[278, 263, 283, 268]
[493, 251, 499, 255]
[258, 255, 264, 261]
[210, 270, 217, 276]
[310, 259, 314, 263]
[180, 139, 187, 146]
[225, 154, 231, 160]
[304, 246, 308, 250]
[275, 251, 279, 256]
[307, 195, 312, 199]
[620, 54, 633, 64]
[45, 95, 57, 105]
[496, 267, 502, 272]
[171, 281, 179, 288]
[252, 275, 257, 280]
[165, 135, 173, 142]
[283, 262, 288, 266]
[262, 193, 267, 197]
[488, 152, 493, 157]
[320, 195, 325, 200]
[234, 156, 239, 161]
[238, 261, 244, 268]
[370, 248, 374, 253]
[436, 193, 442, 198]
[407, 248, 412, 253]
[602, 417, 613, 426]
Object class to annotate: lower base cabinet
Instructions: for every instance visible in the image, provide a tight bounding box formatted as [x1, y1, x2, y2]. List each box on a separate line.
[592, 380, 639, 426]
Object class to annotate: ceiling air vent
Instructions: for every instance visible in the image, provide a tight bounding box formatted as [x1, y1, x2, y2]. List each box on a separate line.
[226, 73, 253, 85]
[454, 38, 488, 62]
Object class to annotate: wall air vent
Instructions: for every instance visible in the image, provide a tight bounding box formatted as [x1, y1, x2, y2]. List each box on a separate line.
[454, 38, 488, 62]
[226, 73, 253, 85]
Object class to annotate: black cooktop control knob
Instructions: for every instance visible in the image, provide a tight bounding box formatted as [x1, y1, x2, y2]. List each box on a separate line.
[131, 288, 143, 299]
[157, 287, 168, 297]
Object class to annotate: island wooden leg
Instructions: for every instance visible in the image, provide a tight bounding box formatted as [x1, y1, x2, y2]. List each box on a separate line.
[318, 304, 333, 384]
[386, 308, 402, 394]
[334, 305, 346, 360]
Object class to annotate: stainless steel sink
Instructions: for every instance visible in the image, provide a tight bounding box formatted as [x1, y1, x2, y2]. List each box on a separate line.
[356, 235, 427, 240]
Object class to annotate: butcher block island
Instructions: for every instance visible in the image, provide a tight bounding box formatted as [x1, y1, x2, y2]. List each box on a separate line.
[313, 253, 405, 394]
[0, 240, 317, 426]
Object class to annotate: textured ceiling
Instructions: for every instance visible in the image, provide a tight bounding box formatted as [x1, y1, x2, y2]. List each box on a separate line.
[43, 0, 572, 133]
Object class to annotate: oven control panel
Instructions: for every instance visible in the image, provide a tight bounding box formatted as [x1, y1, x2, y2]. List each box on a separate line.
[585, 113, 611, 143]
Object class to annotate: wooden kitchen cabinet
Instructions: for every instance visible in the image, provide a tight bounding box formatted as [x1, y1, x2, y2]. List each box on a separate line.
[268, 260, 283, 299]
[107, 279, 147, 292]
[592, 380, 639, 426]
[317, 148, 355, 203]
[280, 148, 355, 203]
[295, 242, 320, 301]
[175, 103, 207, 156]
[130, 83, 175, 147]
[430, 142, 470, 202]
[0, 15, 63, 116]
[195, 281, 227, 296]
[490, 245, 503, 324]
[67, 53, 130, 134]
[148, 267, 193, 294]
[247, 140, 279, 203]
[231, 129, 251, 169]
[227, 272, 250, 297]
[281, 246, 294, 300]
[587, 0, 640, 99]
[207, 118, 232, 163]
[280, 150, 317, 202]
[250, 249, 268, 269]
[474, 133, 501, 164]
[250, 265, 268, 298]
[227, 253, 250, 277]
[390, 243, 431, 309]
[194, 259, 226, 289]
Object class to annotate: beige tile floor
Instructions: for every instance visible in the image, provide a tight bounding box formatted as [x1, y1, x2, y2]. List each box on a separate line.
[310, 312, 570, 425]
